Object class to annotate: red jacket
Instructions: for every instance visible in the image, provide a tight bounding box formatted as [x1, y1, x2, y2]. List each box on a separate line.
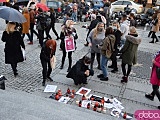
[150, 54, 160, 86]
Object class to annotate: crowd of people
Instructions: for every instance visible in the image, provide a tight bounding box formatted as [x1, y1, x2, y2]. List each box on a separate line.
[1, 0, 160, 109]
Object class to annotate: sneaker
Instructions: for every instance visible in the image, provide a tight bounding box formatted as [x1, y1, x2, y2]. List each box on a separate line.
[145, 93, 154, 101]
[97, 74, 104, 78]
[28, 42, 33, 45]
[100, 77, 108, 81]
[111, 69, 118, 73]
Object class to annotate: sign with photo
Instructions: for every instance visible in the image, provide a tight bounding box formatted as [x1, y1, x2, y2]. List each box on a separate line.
[65, 36, 75, 52]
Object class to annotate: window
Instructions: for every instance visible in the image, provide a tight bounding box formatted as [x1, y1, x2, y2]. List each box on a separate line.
[112, 1, 123, 5]
[123, 1, 132, 5]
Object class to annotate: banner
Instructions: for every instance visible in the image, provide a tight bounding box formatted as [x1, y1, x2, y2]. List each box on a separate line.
[65, 36, 75, 52]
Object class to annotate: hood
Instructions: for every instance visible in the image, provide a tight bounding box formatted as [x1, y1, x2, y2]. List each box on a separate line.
[108, 34, 115, 40]
[125, 35, 141, 45]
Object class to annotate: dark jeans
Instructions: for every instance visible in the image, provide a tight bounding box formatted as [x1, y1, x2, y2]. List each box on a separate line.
[110, 51, 118, 70]
[61, 50, 72, 69]
[11, 63, 17, 73]
[45, 27, 52, 40]
[152, 31, 158, 42]
[50, 23, 59, 38]
[151, 85, 160, 101]
[22, 33, 32, 41]
[38, 29, 44, 47]
[121, 63, 132, 77]
[30, 23, 39, 41]
[91, 53, 100, 69]
[40, 58, 52, 81]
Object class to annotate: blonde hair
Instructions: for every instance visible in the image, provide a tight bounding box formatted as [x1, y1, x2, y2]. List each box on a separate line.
[93, 22, 104, 39]
[6, 22, 16, 34]
[65, 20, 73, 28]
[22, 7, 28, 14]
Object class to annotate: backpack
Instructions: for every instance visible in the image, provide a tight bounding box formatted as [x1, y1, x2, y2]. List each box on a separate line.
[38, 13, 51, 30]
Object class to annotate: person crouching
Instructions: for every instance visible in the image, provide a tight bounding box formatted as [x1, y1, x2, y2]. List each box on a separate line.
[66, 56, 94, 85]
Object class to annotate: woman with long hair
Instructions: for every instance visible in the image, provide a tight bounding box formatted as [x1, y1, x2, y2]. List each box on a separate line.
[1, 22, 25, 77]
[97, 27, 116, 81]
[59, 20, 78, 72]
[40, 39, 57, 86]
[22, 7, 32, 43]
[88, 22, 105, 70]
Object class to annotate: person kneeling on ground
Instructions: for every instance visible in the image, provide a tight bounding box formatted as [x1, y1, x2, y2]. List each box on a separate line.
[66, 56, 94, 85]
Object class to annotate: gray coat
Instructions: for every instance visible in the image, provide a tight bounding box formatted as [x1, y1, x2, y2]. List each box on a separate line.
[87, 29, 105, 53]
[120, 35, 141, 65]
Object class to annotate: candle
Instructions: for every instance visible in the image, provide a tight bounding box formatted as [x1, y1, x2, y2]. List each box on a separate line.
[76, 100, 79, 105]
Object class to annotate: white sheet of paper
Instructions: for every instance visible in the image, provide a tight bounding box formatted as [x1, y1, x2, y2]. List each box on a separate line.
[44, 85, 57, 93]
[76, 87, 91, 96]
[58, 96, 70, 104]
[81, 100, 91, 108]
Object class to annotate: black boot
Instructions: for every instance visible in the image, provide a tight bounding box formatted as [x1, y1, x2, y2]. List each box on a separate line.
[145, 93, 154, 101]
[149, 38, 154, 43]
[42, 79, 46, 86]
[121, 76, 128, 83]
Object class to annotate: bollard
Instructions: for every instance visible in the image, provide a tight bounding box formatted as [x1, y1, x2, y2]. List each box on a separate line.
[0, 75, 7, 90]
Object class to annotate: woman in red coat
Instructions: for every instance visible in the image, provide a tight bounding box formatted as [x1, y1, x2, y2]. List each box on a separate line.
[145, 52, 160, 109]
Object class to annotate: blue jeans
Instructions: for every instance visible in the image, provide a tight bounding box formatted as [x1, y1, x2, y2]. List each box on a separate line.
[100, 55, 108, 78]
[71, 12, 77, 22]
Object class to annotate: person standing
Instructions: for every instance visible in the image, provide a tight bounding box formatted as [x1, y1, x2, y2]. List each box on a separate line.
[84, 14, 100, 46]
[109, 22, 121, 73]
[22, 7, 32, 43]
[59, 20, 78, 72]
[87, 22, 105, 70]
[103, 2, 110, 27]
[97, 27, 116, 81]
[120, 14, 130, 47]
[145, 51, 160, 109]
[120, 27, 141, 83]
[1, 22, 25, 77]
[149, 13, 160, 43]
[40, 39, 57, 86]
[29, 6, 39, 44]
[49, 7, 59, 40]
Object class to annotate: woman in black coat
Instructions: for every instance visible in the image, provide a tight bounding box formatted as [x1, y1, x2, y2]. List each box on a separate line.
[1, 22, 25, 77]
[66, 56, 94, 85]
[59, 20, 78, 72]
[40, 39, 57, 86]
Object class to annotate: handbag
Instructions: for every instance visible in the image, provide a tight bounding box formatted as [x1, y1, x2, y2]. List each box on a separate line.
[50, 55, 56, 69]
[156, 66, 160, 79]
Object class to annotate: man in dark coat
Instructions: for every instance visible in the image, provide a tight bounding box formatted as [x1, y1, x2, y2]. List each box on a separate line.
[66, 56, 94, 85]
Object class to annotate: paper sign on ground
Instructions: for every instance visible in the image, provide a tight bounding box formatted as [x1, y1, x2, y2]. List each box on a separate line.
[58, 96, 70, 104]
[44, 85, 57, 92]
[82, 100, 91, 108]
[76, 87, 91, 96]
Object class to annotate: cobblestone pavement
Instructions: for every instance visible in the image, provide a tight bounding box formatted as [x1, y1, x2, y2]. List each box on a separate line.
[0, 18, 160, 118]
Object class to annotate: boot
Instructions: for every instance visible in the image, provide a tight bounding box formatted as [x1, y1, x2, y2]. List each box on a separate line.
[149, 39, 154, 43]
[97, 64, 101, 70]
[42, 79, 46, 86]
[145, 93, 154, 101]
[121, 76, 128, 83]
